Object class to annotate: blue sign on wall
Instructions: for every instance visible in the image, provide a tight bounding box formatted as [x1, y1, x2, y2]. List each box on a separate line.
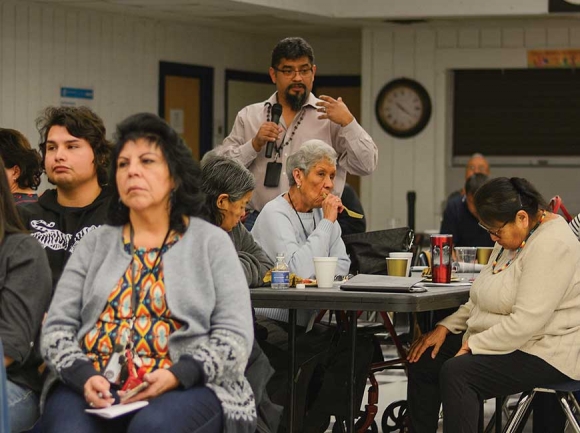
[60, 87, 94, 99]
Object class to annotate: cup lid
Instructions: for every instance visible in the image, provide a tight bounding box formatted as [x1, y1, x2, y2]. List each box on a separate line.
[314, 256, 338, 262]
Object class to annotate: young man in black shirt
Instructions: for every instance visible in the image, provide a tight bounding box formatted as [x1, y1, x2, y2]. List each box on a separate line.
[19, 106, 114, 290]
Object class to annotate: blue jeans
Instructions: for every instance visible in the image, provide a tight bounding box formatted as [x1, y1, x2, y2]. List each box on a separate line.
[40, 384, 223, 433]
[7, 380, 40, 433]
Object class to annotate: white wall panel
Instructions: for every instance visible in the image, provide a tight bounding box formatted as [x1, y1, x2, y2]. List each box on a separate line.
[437, 29, 457, 49]
[366, 29, 395, 231]
[547, 27, 569, 47]
[458, 28, 479, 48]
[571, 27, 580, 46]
[525, 28, 547, 48]
[413, 29, 437, 232]
[481, 28, 502, 48]
[502, 28, 525, 47]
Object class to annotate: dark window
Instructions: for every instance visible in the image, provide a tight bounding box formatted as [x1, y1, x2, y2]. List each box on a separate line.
[453, 69, 580, 160]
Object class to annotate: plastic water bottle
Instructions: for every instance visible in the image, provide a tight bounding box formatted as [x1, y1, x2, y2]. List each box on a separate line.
[271, 252, 289, 289]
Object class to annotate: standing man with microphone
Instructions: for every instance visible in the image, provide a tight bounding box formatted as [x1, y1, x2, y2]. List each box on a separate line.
[216, 37, 378, 230]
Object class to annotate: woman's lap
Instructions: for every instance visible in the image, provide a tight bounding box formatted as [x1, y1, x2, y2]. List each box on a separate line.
[440, 349, 570, 400]
[41, 383, 223, 433]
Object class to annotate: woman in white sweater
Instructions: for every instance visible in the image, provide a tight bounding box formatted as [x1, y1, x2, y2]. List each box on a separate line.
[407, 177, 580, 433]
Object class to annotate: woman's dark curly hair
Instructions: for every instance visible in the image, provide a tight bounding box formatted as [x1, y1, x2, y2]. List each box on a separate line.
[0, 156, 26, 241]
[36, 106, 113, 186]
[107, 113, 208, 233]
[0, 129, 42, 189]
[474, 177, 548, 227]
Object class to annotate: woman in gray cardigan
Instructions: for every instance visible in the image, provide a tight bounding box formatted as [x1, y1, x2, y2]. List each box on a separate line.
[40, 113, 256, 433]
[407, 177, 580, 433]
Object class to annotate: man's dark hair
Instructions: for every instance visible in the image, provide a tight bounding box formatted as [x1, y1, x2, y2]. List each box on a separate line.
[0, 129, 42, 190]
[271, 37, 315, 68]
[107, 113, 208, 234]
[36, 106, 113, 186]
[0, 156, 26, 242]
[464, 173, 488, 197]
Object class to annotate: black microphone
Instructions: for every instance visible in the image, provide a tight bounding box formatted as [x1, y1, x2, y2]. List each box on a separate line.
[265, 103, 283, 158]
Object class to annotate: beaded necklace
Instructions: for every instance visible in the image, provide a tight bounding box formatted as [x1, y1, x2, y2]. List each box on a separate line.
[267, 104, 306, 159]
[492, 210, 546, 274]
[287, 190, 315, 239]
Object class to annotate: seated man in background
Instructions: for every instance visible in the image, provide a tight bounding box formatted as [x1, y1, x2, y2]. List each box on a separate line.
[435, 173, 493, 326]
[446, 153, 490, 204]
[18, 106, 113, 290]
[440, 173, 494, 248]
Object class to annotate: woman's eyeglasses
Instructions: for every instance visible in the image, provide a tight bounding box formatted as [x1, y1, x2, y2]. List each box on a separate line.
[478, 220, 509, 237]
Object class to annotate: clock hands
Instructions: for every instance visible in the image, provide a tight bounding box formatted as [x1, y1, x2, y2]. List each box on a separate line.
[395, 102, 419, 120]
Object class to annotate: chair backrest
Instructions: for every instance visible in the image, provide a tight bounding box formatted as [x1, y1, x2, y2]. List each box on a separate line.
[0, 340, 10, 433]
[342, 227, 414, 275]
[549, 195, 574, 223]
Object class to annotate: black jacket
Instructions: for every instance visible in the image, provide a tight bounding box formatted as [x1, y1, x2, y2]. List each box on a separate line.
[0, 234, 52, 393]
[18, 188, 112, 290]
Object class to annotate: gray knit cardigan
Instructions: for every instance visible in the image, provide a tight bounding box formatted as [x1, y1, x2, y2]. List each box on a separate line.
[41, 218, 257, 432]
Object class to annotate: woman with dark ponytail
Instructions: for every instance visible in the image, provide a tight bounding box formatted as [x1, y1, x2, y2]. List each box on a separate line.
[406, 177, 580, 432]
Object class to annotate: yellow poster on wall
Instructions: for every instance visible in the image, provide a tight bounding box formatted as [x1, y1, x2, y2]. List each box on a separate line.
[528, 49, 580, 68]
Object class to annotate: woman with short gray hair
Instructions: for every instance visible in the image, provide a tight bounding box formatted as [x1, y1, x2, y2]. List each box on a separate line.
[285, 139, 338, 187]
[252, 139, 350, 325]
[201, 153, 273, 287]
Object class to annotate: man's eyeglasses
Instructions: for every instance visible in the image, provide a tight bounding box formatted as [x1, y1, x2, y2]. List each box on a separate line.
[274, 67, 313, 78]
[478, 220, 509, 237]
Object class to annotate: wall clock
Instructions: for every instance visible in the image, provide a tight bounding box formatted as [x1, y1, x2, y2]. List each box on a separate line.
[375, 78, 432, 138]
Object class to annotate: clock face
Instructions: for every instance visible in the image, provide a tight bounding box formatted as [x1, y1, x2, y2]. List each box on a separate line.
[375, 78, 432, 138]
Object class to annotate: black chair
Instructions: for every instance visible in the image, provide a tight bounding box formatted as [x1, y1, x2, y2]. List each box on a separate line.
[503, 381, 580, 432]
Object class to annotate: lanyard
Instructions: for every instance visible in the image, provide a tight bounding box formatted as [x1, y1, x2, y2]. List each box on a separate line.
[128, 224, 171, 315]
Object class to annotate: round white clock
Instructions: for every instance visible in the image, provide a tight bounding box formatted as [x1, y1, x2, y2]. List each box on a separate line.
[375, 78, 432, 138]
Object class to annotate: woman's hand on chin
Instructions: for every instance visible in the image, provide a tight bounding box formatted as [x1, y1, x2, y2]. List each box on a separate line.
[120, 369, 179, 404]
[321, 193, 343, 223]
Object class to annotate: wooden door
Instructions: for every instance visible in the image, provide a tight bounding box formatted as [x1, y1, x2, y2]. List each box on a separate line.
[164, 76, 201, 158]
[159, 62, 213, 161]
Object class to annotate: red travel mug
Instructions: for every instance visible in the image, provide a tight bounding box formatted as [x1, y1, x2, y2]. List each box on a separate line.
[430, 234, 453, 283]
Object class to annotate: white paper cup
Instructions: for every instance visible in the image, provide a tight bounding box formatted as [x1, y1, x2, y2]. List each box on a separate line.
[314, 257, 338, 288]
[389, 252, 413, 277]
